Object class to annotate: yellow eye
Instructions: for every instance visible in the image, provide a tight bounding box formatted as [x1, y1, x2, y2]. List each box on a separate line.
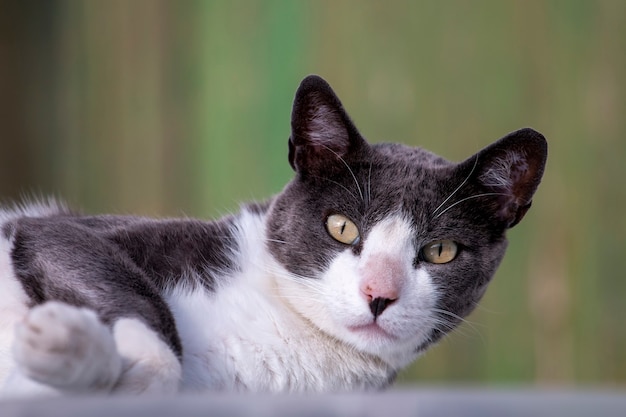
[421, 240, 458, 264]
[326, 214, 360, 245]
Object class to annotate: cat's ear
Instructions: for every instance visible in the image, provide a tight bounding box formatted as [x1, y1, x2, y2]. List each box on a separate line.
[466, 128, 547, 228]
[288, 75, 366, 175]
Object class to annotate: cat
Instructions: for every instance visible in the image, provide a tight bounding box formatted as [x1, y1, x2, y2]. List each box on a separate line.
[0, 75, 547, 398]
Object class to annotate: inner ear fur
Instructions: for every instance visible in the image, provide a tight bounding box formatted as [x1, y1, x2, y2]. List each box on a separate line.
[466, 128, 548, 228]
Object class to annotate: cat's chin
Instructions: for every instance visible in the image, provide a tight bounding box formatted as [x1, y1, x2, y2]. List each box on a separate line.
[345, 334, 424, 371]
[347, 322, 398, 342]
[340, 321, 427, 367]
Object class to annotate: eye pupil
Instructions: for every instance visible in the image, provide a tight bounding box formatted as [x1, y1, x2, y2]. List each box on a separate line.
[326, 214, 359, 245]
[421, 240, 458, 264]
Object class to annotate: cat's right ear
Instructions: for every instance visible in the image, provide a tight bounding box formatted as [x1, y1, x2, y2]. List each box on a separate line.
[288, 75, 366, 175]
[464, 128, 548, 228]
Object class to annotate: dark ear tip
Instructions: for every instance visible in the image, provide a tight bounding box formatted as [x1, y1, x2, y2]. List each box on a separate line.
[509, 127, 548, 153]
[296, 75, 334, 97]
[299, 74, 329, 87]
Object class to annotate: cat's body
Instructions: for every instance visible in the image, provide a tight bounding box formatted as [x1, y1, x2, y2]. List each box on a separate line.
[0, 75, 547, 398]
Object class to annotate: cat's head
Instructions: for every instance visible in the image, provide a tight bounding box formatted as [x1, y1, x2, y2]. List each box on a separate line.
[267, 75, 547, 368]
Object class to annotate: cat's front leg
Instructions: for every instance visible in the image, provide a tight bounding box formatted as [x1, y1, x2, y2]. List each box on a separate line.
[111, 317, 182, 395]
[10, 301, 122, 395]
[7, 301, 182, 397]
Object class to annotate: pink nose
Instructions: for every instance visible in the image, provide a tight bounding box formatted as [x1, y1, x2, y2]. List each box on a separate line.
[361, 282, 399, 304]
[359, 255, 403, 318]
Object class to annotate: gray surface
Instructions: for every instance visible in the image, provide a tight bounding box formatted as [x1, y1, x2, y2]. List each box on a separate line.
[2, 388, 625, 417]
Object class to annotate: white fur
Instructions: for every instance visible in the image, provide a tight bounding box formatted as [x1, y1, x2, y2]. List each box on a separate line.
[0, 198, 68, 223]
[479, 149, 528, 191]
[276, 214, 438, 369]
[2, 303, 181, 398]
[11, 302, 122, 394]
[165, 210, 392, 392]
[112, 318, 181, 394]
[165, 211, 438, 393]
[0, 233, 30, 389]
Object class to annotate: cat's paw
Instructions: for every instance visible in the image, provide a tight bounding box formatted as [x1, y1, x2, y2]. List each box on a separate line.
[13, 301, 122, 392]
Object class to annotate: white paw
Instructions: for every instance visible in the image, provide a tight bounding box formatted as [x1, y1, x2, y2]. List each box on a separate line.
[13, 301, 122, 392]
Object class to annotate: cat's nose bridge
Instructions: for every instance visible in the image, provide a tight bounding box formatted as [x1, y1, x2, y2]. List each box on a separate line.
[359, 254, 405, 305]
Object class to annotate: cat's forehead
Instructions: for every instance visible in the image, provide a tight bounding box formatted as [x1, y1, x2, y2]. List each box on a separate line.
[287, 141, 458, 223]
[369, 142, 450, 169]
[316, 142, 459, 226]
[364, 143, 454, 202]
[362, 143, 471, 226]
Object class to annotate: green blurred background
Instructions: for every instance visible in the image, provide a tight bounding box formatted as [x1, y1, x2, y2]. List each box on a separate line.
[1, 0, 624, 387]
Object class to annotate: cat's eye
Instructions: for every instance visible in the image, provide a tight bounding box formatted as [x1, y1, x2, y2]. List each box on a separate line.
[326, 214, 360, 245]
[421, 240, 458, 264]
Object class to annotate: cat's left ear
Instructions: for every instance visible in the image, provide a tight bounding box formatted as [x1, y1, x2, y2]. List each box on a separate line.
[288, 75, 367, 175]
[467, 128, 548, 228]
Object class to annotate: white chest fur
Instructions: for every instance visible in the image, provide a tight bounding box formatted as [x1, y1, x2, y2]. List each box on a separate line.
[166, 281, 389, 392]
[166, 267, 393, 392]
[165, 210, 393, 393]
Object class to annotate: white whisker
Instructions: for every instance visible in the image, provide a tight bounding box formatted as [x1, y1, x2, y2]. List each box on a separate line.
[432, 155, 478, 216]
[264, 238, 288, 245]
[431, 308, 486, 344]
[367, 159, 373, 205]
[434, 192, 506, 219]
[319, 144, 364, 202]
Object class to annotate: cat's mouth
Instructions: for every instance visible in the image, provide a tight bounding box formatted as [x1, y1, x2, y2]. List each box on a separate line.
[347, 322, 398, 341]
